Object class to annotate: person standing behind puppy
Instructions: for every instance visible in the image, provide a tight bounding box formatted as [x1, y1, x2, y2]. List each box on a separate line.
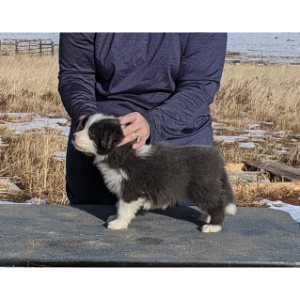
[58, 33, 227, 205]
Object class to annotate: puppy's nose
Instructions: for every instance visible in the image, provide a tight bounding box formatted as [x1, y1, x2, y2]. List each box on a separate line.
[72, 134, 76, 141]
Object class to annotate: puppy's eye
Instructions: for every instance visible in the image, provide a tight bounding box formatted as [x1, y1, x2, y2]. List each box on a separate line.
[89, 129, 96, 136]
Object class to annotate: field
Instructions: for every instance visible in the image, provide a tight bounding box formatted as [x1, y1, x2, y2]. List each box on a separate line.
[0, 55, 299, 206]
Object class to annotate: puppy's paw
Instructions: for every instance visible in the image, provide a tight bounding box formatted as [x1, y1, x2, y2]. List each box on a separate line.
[202, 224, 222, 233]
[107, 214, 117, 223]
[198, 213, 211, 224]
[107, 219, 128, 230]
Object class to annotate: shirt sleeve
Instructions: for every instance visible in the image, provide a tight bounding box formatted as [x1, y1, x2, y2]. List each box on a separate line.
[142, 33, 227, 144]
[58, 33, 98, 122]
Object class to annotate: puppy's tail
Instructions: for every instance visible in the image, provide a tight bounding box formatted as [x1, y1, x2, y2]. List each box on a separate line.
[225, 203, 237, 215]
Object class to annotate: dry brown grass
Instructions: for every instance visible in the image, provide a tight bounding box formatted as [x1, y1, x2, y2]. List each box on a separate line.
[212, 63, 300, 168]
[0, 55, 299, 206]
[0, 127, 68, 204]
[0, 55, 66, 117]
[213, 64, 300, 133]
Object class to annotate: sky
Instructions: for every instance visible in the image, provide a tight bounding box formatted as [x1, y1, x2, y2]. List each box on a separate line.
[0, 113, 300, 227]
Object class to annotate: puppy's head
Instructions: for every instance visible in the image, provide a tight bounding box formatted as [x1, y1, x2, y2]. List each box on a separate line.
[72, 114, 124, 156]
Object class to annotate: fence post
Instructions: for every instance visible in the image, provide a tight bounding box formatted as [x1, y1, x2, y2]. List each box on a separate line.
[15, 41, 18, 55]
[39, 40, 42, 56]
[51, 41, 54, 56]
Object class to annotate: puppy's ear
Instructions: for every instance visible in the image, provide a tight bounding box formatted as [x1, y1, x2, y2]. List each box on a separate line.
[100, 121, 124, 151]
[75, 115, 90, 132]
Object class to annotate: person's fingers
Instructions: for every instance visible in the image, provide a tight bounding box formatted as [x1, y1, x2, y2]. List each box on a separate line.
[118, 131, 143, 147]
[122, 122, 140, 137]
[134, 132, 141, 143]
[118, 112, 150, 147]
[83, 152, 94, 157]
[119, 112, 138, 126]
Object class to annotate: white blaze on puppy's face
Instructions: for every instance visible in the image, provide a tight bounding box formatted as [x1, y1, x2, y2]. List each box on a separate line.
[72, 129, 97, 155]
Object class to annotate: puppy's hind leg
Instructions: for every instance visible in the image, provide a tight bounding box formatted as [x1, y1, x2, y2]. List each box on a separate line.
[201, 169, 237, 233]
[107, 198, 144, 230]
[198, 213, 211, 224]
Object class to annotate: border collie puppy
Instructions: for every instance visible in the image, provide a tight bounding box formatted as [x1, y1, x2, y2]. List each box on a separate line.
[72, 113, 237, 233]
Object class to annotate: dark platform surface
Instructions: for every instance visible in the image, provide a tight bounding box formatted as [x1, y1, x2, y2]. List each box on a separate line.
[0, 205, 299, 267]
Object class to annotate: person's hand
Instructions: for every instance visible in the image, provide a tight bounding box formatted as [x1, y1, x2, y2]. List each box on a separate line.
[118, 112, 150, 150]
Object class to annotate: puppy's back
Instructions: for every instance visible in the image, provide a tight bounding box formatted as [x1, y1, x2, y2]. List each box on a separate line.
[132, 144, 226, 202]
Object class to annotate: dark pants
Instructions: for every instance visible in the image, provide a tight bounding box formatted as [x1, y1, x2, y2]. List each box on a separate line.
[65, 125, 118, 205]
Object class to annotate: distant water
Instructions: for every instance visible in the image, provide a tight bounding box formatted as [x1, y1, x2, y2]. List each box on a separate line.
[1, 32, 299, 64]
[227, 32, 300, 64]
[0, 32, 59, 43]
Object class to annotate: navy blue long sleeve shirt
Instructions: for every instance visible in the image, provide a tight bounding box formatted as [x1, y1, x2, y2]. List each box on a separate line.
[58, 33, 227, 146]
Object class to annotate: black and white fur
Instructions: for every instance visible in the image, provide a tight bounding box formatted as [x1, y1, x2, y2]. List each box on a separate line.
[72, 113, 237, 233]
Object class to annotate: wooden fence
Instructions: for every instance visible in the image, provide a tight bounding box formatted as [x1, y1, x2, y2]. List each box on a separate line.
[0, 39, 58, 56]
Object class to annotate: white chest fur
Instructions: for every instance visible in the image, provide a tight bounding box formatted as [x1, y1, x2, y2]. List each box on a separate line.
[96, 163, 128, 197]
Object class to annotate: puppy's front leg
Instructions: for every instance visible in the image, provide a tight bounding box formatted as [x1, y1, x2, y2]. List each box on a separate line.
[107, 199, 143, 230]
